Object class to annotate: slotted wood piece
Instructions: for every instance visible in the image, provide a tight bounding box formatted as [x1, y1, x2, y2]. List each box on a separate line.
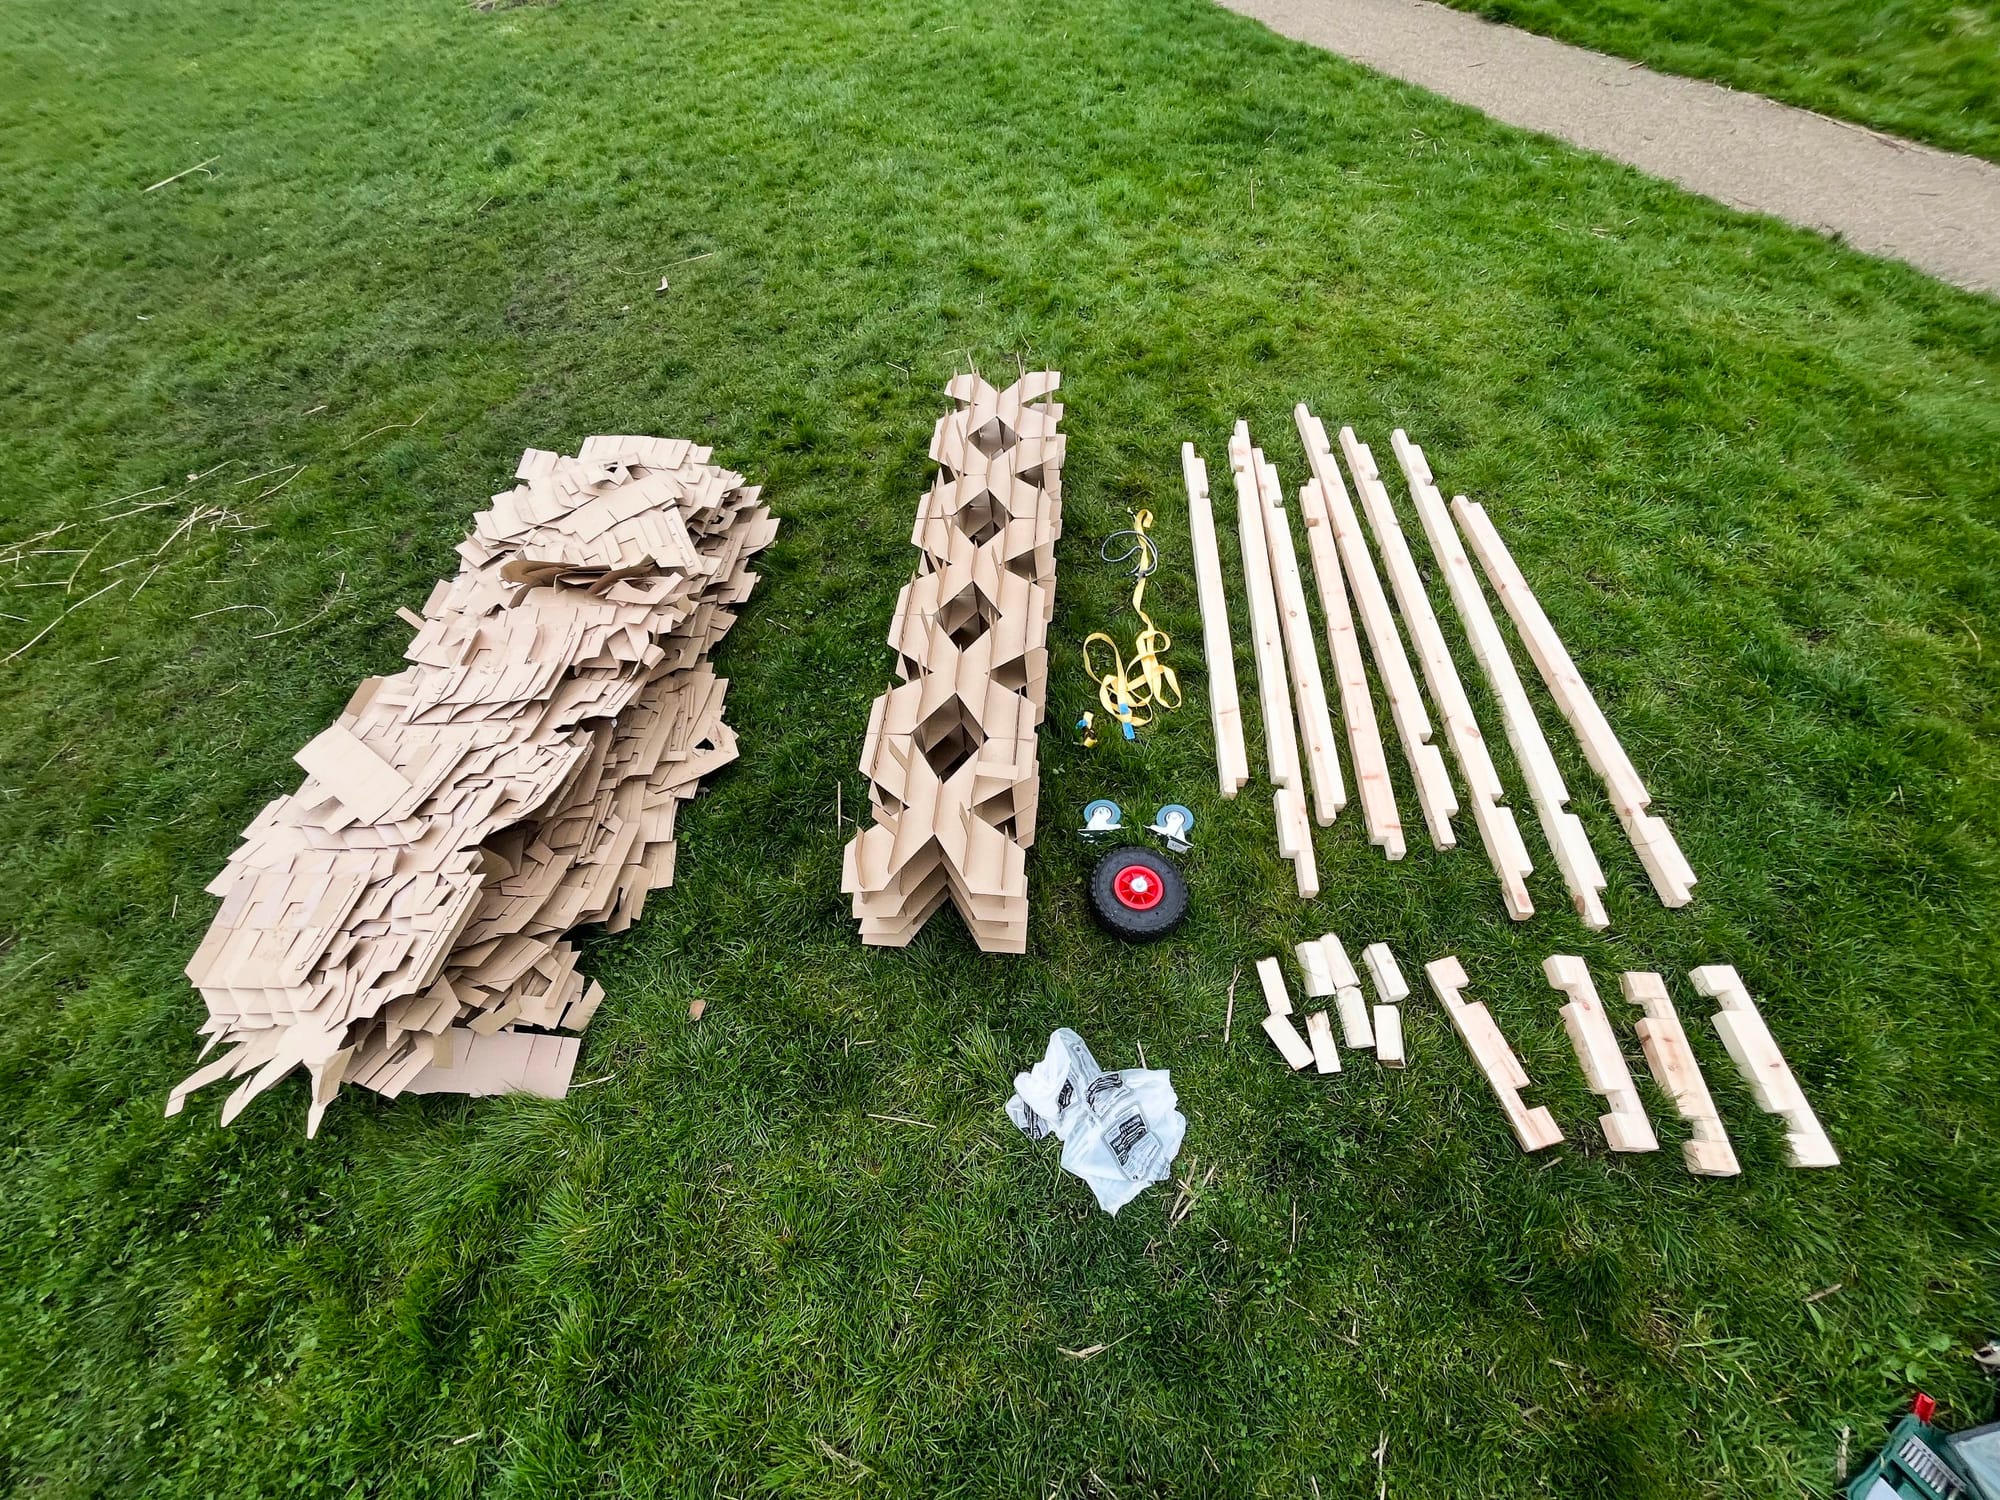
[1622, 971, 1739, 1176]
[1273, 784, 1319, 899]
[1690, 964, 1836, 1168]
[1544, 954, 1657, 1153]
[1426, 955, 1562, 1152]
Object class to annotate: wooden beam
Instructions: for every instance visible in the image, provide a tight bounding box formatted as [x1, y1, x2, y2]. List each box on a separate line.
[1182, 443, 1250, 798]
[1452, 494, 1695, 908]
[1425, 955, 1563, 1152]
[1293, 405, 1458, 849]
[1690, 964, 1837, 1168]
[1350, 427, 1534, 921]
[1621, 971, 1740, 1176]
[1298, 473, 1404, 859]
[1228, 423, 1300, 792]
[1393, 432, 1609, 929]
[1254, 450, 1345, 825]
[1273, 784, 1319, 899]
[1544, 954, 1657, 1153]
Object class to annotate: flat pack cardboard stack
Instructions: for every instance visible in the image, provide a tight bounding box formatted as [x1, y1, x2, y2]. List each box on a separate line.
[169, 437, 778, 1134]
[841, 372, 1064, 952]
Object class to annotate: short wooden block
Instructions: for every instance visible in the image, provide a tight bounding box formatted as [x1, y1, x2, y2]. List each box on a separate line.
[1256, 955, 1292, 1017]
[1296, 940, 1335, 998]
[1305, 1010, 1342, 1074]
[1336, 986, 1375, 1049]
[1373, 1005, 1404, 1068]
[1262, 1011, 1314, 1070]
[1363, 942, 1409, 1003]
[1320, 932, 1360, 989]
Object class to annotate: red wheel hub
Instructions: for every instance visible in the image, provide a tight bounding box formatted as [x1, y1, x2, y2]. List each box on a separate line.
[1111, 864, 1164, 910]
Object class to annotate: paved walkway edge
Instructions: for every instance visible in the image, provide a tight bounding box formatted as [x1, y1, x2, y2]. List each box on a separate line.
[1216, 0, 2000, 297]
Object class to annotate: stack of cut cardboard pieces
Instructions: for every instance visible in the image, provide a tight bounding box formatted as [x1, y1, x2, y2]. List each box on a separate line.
[841, 372, 1064, 953]
[170, 437, 777, 1134]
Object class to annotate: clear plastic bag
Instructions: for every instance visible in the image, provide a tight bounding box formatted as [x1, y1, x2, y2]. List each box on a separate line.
[1007, 1029, 1186, 1214]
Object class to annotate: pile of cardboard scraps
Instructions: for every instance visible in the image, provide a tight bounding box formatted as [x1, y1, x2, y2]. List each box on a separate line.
[841, 372, 1064, 952]
[169, 437, 777, 1134]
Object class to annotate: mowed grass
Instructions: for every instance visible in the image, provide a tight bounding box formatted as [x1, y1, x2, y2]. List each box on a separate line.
[3, 0, 1999, 1495]
[1436, 0, 2000, 162]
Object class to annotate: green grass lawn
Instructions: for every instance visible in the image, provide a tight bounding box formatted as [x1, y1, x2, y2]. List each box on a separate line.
[4, 0, 1999, 1495]
[1435, 0, 2000, 163]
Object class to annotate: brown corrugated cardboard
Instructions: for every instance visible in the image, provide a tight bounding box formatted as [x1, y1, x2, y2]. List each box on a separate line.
[171, 438, 777, 1134]
[842, 373, 1063, 953]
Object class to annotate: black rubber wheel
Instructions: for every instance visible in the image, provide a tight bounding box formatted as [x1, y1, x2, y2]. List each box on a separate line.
[1086, 846, 1189, 942]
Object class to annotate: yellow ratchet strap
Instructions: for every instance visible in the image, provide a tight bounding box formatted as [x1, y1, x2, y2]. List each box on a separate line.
[1080, 509, 1181, 740]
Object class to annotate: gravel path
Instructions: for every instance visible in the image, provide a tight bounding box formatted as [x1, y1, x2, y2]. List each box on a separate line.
[1217, 0, 2000, 297]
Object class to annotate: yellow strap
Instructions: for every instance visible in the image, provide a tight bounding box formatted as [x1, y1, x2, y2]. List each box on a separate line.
[1081, 510, 1179, 734]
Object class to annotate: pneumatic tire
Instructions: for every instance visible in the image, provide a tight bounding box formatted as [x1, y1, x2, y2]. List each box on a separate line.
[1086, 846, 1189, 942]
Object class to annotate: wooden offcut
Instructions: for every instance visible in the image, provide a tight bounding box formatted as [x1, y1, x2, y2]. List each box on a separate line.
[1262, 1011, 1315, 1070]
[1362, 942, 1410, 1004]
[1426, 955, 1563, 1152]
[1690, 964, 1837, 1168]
[1305, 1010, 1342, 1074]
[1257, 954, 1294, 1017]
[1373, 1004, 1405, 1068]
[1337, 987, 1375, 1050]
